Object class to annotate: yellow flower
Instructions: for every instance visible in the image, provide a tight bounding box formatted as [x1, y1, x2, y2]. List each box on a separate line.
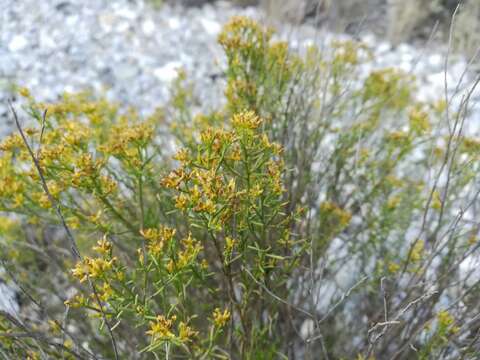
[231, 111, 262, 130]
[71, 257, 115, 282]
[140, 226, 176, 257]
[174, 193, 188, 210]
[0, 134, 23, 151]
[431, 190, 442, 211]
[225, 237, 236, 254]
[67, 217, 80, 229]
[99, 282, 113, 302]
[71, 261, 90, 283]
[409, 106, 431, 134]
[38, 193, 52, 209]
[178, 322, 197, 342]
[437, 310, 454, 328]
[320, 202, 352, 230]
[161, 168, 189, 190]
[12, 193, 24, 208]
[177, 234, 203, 269]
[468, 234, 477, 246]
[410, 240, 424, 262]
[387, 262, 400, 273]
[212, 308, 230, 328]
[166, 259, 175, 273]
[18, 87, 31, 98]
[88, 257, 115, 278]
[48, 319, 61, 334]
[173, 149, 189, 163]
[194, 199, 216, 214]
[99, 176, 117, 195]
[387, 196, 401, 210]
[64, 294, 87, 308]
[92, 236, 112, 255]
[146, 315, 177, 340]
[437, 310, 459, 334]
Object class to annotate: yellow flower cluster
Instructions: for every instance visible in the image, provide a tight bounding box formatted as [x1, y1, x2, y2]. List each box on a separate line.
[409, 105, 431, 134]
[218, 16, 272, 52]
[64, 293, 88, 309]
[99, 122, 153, 160]
[212, 308, 230, 328]
[161, 168, 190, 191]
[386, 131, 411, 144]
[320, 202, 352, 230]
[460, 136, 480, 155]
[437, 310, 460, 335]
[164, 165, 236, 220]
[224, 236, 236, 254]
[231, 110, 262, 130]
[146, 315, 177, 340]
[166, 234, 202, 272]
[92, 237, 112, 255]
[331, 40, 370, 66]
[146, 315, 197, 344]
[363, 69, 413, 109]
[163, 111, 286, 245]
[178, 321, 198, 342]
[410, 239, 425, 263]
[0, 133, 23, 152]
[225, 79, 258, 112]
[98, 282, 114, 302]
[72, 256, 116, 283]
[140, 226, 176, 257]
[61, 121, 91, 147]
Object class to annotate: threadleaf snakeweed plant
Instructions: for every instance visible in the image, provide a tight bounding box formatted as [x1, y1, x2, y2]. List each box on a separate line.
[1, 16, 480, 359]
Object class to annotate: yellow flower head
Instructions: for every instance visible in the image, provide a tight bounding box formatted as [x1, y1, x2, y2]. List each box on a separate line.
[146, 315, 177, 340]
[140, 226, 176, 257]
[231, 111, 262, 130]
[212, 308, 230, 328]
[179, 321, 198, 342]
[92, 236, 112, 256]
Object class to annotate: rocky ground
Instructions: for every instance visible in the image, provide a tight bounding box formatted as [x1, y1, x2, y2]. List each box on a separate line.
[1, 0, 478, 135]
[0, 0, 241, 136]
[0, 0, 479, 312]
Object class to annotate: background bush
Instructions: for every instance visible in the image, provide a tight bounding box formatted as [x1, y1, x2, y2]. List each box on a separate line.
[0, 16, 480, 359]
[169, 0, 480, 56]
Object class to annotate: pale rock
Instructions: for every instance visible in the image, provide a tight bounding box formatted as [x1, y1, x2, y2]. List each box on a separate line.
[201, 18, 221, 35]
[154, 61, 182, 83]
[39, 30, 56, 49]
[376, 41, 391, 53]
[114, 63, 139, 81]
[115, 20, 131, 33]
[300, 319, 315, 340]
[142, 19, 156, 36]
[116, 7, 137, 21]
[168, 17, 181, 30]
[101, 13, 117, 32]
[0, 281, 19, 316]
[428, 53, 443, 70]
[8, 35, 28, 52]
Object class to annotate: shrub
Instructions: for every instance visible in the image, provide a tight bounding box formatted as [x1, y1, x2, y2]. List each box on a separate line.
[1, 16, 479, 359]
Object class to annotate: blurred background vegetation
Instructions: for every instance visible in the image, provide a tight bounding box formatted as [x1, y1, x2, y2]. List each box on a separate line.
[166, 0, 480, 56]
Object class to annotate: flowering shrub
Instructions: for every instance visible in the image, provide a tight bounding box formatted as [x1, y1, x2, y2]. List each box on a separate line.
[1, 16, 480, 359]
